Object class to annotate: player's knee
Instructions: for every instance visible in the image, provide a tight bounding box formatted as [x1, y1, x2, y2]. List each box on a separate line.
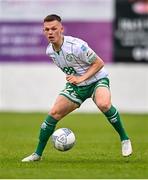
[49, 108, 62, 120]
[97, 101, 111, 112]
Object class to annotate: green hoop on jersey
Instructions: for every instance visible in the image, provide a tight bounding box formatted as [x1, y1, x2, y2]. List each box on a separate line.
[60, 77, 110, 106]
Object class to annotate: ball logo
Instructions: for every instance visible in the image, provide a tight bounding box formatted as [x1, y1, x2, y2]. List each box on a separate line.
[51, 128, 75, 151]
[57, 134, 67, 145]
[63, 128, 71, 136]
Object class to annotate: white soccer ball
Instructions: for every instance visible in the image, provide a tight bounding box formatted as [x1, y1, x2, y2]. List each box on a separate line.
[51, 128, 75, 151]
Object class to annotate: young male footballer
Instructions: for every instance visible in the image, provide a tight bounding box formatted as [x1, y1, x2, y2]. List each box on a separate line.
[22, 14, 132, 162]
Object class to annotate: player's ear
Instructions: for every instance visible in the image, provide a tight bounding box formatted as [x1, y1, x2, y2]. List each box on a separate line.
[43, 26, 46, 34]
[61, 25, 64, 34]
[43, 29, 47, 37]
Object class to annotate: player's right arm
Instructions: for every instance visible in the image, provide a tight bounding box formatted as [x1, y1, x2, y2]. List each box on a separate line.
[66, 42, 104, 85]
[66, 56, 104, 84]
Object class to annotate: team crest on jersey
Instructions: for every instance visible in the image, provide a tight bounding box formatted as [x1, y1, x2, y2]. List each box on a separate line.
[66, 54, 76, 62]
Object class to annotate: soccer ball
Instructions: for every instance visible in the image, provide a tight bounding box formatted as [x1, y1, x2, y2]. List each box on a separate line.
[51, 128, 75, 151]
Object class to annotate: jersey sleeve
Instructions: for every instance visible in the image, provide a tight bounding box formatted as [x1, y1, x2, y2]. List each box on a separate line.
[78, 43, 97, 64]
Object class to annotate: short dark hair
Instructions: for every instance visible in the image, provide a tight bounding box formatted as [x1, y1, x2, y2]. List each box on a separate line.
[44, 14, 62, 22]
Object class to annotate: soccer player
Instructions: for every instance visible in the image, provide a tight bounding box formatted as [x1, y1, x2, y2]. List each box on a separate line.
[22, 14, 132, 162]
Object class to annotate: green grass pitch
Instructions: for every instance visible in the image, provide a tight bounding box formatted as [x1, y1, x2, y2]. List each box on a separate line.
[0, 112, 148, 179]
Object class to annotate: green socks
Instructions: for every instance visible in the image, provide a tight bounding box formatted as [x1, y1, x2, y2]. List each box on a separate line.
[35, 106, 128, 156]
[103, 105, 129, 141]
[35, 115, 58, 156]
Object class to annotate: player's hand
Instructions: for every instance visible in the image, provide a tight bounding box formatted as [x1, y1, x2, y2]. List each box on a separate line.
[66, 75, 84, 85]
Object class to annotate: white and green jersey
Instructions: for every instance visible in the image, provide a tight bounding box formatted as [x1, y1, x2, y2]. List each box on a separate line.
[46, 36, 108, 86]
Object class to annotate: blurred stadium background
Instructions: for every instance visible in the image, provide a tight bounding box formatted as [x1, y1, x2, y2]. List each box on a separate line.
[0, 0, 148, 113]
[0, 0, 148, 179]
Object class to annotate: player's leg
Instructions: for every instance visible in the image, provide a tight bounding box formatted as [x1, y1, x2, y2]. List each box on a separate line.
[22, 95, 79, 162]
[35, 95, 79, 156]
[93, 81, 132, 156]
[94, 87, 129, 140]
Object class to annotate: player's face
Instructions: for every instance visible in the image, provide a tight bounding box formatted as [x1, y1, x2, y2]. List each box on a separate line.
[43, 20, 64, 44]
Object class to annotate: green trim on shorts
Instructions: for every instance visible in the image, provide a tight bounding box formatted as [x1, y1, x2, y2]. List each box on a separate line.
[59, 92, 82, 106]
[94, 77, 110, 92]
[92, 77, 110, 100]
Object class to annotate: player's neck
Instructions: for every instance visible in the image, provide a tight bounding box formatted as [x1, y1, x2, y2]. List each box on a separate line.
[52, 36, 64, 52]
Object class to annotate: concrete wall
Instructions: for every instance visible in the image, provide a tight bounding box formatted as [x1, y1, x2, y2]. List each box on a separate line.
[0, 63, 147, 113]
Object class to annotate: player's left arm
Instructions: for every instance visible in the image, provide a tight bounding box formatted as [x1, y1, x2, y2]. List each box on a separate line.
[66, 56, 104, 85]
